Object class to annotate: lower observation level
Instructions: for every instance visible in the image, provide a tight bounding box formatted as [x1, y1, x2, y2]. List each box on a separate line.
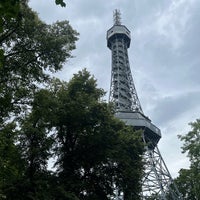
[116, 111, 161, 148]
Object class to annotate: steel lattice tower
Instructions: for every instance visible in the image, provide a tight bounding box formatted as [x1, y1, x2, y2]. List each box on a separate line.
[107, 10, 183, 200]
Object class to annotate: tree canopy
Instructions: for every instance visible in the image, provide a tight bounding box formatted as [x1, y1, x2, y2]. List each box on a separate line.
[175, 119, 200, 199]
[0, 1, 77, 199]
[1, 69, 144, 199]
[0, 1, 78, 123]
[49, 70, 144, 199]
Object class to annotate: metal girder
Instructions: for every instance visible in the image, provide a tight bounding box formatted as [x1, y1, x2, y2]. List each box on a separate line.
[142, 136, 183, 200]
[108, 36, 143, 114]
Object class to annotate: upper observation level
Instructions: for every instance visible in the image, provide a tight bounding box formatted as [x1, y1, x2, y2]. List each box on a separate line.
[107, 9, 131, 49]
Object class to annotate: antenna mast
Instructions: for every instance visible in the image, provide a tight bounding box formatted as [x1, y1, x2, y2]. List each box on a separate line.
[113, 9, 121, 25]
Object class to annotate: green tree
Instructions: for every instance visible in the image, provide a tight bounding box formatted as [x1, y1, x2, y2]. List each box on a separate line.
[16, 90, 55, 199]
[0, 2, 144, 199]
[0, 0, 23, 72]
[49, 70, 144, 199]
[175, 119, 200, 199]
[2, 89, 58, 200]
[55, 0, 66, 7]
[0, 1, 78, 123]
[0, 0, 20, 32]
[1, 69, 144, 199]
[0, 1, 78, 199]
[0, 0, 66, 27]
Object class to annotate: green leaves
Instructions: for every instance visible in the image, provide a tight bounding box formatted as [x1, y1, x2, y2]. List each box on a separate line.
[0, 68, 144, 199]
[0, 1, 78, 199]
[0, 1, 78, 124]
[176, 119, 200, 199]
[47, 69, 144, 199]
[179, 119, 200, 164]
[0, 0, 20, 33]
[55, 0, 66, 7]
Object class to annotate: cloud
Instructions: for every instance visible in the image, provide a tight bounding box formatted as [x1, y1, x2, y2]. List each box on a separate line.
[116, 0, 200, 101]
[150, 91, 200, 125]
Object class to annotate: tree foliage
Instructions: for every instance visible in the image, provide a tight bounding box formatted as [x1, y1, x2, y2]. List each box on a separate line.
[0, 1, 77, 199]
[0, 1, 78, 123]
[175, 119, 200, 199]
[1, 69, 144, 199]
[179, 120, 200, 166]
[48, 70, 144, 199]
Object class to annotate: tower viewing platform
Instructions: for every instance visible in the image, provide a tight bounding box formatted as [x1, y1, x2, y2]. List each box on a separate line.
[107, 9, 131, 49]
[107, 25, 131, 49]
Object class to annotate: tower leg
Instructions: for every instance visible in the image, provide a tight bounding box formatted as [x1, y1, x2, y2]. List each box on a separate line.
[142, 136, 183, 200]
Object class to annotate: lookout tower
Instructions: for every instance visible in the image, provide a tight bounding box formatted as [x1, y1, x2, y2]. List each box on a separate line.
[107, 9, 183, 199]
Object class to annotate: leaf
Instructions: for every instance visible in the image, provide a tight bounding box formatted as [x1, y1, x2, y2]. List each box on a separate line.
[55, 0, 66, 7]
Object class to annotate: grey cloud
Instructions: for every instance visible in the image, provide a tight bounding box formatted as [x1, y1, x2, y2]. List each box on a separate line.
[149, 91, 200, 126]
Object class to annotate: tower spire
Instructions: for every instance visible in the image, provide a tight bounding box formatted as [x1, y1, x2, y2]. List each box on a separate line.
[107, 10, 183, 200]
[113, 9, 121, 25]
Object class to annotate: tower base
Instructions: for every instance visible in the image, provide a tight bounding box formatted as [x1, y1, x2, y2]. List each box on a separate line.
[142, 136, 183, 200]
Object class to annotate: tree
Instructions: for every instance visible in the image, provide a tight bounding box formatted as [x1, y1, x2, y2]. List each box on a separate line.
[0, 1, 78, 199]
[175, 119, 200, 199]
[49, 70, 144, 199]
[0, 0, 65, 62]
[14, 90, 55, 200]
[179, 120, 200, 166]
[0, 0, 66, 26]
[0, 1, 78, 123]
[0, 69, 144, 199]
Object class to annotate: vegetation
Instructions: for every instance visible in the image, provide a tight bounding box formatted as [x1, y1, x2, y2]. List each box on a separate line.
[175, 119, 200, 199]
[0, 1, 144, 199]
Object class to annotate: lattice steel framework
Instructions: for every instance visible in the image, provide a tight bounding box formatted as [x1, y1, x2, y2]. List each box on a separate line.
[108, 10, 143, 114]
[142, 136, 183, 200]
[107, 10, 183, 200]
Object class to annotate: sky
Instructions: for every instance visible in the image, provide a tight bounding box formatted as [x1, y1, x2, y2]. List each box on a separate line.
[29, 0, 200, 178]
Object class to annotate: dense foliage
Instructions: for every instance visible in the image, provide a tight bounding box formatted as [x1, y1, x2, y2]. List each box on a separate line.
[0, 1, 78, 123]
[0, 1, 144, 199]
[46, 70, 144, 199]
[0, 69, 144, 199]
[175, 119, 200, 199]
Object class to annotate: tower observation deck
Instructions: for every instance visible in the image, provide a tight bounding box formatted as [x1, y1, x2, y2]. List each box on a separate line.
[107, 10, 183, 199]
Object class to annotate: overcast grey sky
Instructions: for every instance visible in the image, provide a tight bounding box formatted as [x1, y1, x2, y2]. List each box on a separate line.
[29, 0, 200, 177]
